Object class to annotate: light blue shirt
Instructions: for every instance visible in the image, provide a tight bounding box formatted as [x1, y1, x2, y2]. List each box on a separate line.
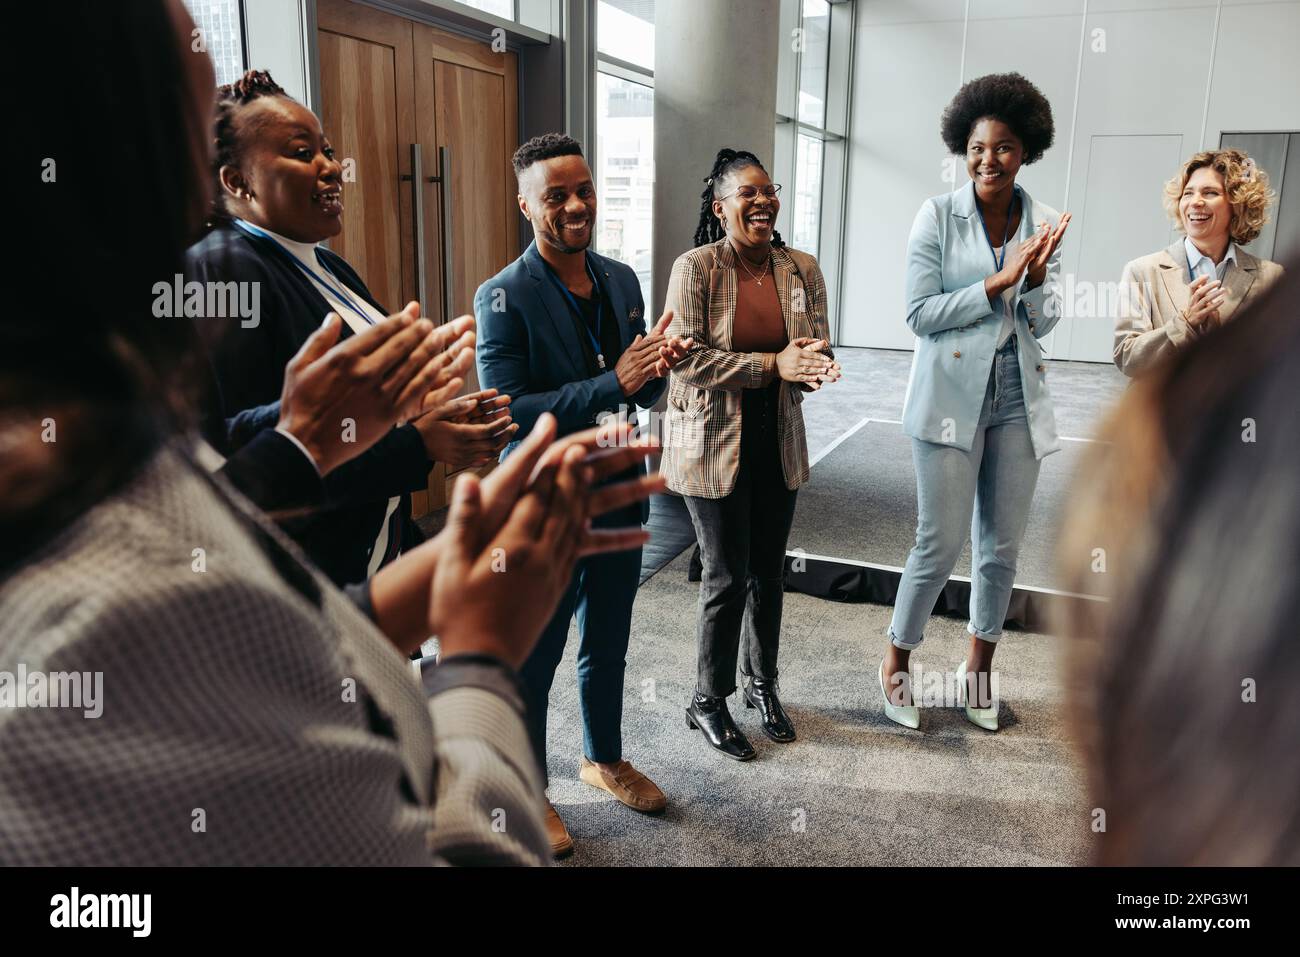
[1184, 236, 1236, 282]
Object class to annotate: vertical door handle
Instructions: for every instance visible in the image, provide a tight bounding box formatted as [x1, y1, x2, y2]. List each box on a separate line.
[429, 146, 455, 324]
[401, 144, 429, 310]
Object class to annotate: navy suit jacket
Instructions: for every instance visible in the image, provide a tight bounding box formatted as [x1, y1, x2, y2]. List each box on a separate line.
[185, 222, 432, 585]
[474, 241, 664, 522]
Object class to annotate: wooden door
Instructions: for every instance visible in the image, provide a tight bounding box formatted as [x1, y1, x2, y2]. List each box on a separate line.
[316, 0, 416, 312]
[316, 1, 519, 513]
[413, 26, 519, 506]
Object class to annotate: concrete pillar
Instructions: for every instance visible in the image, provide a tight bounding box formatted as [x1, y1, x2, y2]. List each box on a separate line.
[651, 0, 781, 314]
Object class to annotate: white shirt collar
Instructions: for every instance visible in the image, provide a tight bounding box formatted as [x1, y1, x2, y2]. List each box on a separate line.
[1184, 235, 1236, 274]
[253, 223, 321, 266]
[234, 218, 322, 267]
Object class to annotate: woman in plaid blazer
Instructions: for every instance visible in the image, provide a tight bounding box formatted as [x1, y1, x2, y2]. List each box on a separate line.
[663, 149, 841, 761]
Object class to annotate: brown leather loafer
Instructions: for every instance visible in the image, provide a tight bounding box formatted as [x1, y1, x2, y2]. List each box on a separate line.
[578, 757, 668, 814]
[545, 802, 574, 859]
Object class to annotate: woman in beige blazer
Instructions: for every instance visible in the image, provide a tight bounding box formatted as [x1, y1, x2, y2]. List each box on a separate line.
[663, 149, 841, 760]
[1114, 148, 1284, 377]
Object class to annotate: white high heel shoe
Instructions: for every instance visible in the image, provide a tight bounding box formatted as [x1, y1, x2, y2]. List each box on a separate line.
[878, 660, 920, 730]
[956, 659, 998, 731]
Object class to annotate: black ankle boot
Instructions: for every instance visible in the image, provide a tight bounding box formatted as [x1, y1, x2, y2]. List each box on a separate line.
[742, 674, 796, 742]
[686, 692, 755, 761]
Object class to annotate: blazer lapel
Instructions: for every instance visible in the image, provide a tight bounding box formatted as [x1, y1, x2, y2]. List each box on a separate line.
[709, 239, 739, 351]
[772, 248, 805, 340]
[242, 228, 351, 339]
[951, 181, 992, 273]
[1219, 248, 1258, 320]
[590, 250, 635, 351]
[336, 616, 435, 807]
[524, 242, 588, 380]
[1157, 240, 1192, 317]
[189, 445, 433, 806]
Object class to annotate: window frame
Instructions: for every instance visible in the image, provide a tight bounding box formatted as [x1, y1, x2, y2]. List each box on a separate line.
[775, 0, 855, 345]
[183, 0, 249, 87]
[593, 1, 657, 309]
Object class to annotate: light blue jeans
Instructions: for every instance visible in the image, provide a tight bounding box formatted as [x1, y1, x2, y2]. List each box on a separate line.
[887, 339, 1041, 650]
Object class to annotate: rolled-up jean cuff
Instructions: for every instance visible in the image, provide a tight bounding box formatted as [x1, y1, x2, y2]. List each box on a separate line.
[888, 628, 922, 651]
[967, 623, 1003, 642]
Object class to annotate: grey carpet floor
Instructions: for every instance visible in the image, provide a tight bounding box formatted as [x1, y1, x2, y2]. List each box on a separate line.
[548, 549, 1095, 867]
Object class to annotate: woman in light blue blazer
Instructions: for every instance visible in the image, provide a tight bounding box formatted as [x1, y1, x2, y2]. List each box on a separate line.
[878, 73, 1071, 733]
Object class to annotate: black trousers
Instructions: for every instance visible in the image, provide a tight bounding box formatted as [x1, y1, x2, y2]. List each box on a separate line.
[683, 384, 798, 698]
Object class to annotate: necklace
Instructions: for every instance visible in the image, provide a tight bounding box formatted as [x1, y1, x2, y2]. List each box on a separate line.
[735, 249, 770, 286]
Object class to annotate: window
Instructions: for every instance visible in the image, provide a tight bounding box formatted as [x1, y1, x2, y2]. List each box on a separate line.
[595, 72, 655, 307]
[453, 0, 514, 19]
[792, 134, 824, 256]
[182, 0, 244, 87]
[597, 0, 655, 71]
[596, 2, 655, 308]
[774, 0, 853, 341]
[797, 0, 830, 128]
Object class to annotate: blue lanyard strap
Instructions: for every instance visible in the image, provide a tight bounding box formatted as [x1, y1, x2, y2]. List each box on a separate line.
[546, 257, 605, 366]
[233, 219, 377, 327]
[976, 186, 1018, 273]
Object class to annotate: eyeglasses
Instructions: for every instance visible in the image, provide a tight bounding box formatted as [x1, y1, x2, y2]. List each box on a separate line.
[717, 184, 782, 201]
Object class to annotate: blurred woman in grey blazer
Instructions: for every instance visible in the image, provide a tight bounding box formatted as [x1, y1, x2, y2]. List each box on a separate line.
[0, 0, 659, 866]
[1114, 148, 1284, 378]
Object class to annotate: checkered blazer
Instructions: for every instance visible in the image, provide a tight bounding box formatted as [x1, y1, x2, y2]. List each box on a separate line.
[0, 442, 549, 866]
[660, 239, 834, 499]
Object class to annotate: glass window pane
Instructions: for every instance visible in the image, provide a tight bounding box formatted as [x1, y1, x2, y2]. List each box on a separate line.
[182, 0, 244, 88]
[598, 0, 655, 72]
[792, 134, 822, 256]
[797, 0, 830, 127]
[454, 0, 514, 18]
[596, 72, 655, 308]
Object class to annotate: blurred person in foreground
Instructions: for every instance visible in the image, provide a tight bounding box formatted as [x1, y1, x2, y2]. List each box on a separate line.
[0, 0, 660, 866]
[1058, 255, 1300, 865]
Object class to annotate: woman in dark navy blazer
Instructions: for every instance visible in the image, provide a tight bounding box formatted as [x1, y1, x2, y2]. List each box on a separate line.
[187, 70, 514, 586]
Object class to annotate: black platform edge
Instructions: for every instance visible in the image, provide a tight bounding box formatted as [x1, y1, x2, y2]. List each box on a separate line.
[782, 553, 1105, 635]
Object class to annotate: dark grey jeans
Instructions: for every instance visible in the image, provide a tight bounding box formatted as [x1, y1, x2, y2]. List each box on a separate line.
[683, 384, 798, 697]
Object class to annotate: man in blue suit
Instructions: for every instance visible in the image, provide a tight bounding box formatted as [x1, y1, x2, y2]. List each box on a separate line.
[475, 133, 691, 857]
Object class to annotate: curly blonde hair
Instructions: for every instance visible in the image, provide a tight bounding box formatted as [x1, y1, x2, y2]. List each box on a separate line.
[1163, 148, 1274, 245]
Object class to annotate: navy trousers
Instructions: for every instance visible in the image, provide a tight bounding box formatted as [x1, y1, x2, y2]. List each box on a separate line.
[520, 504, 643, 785]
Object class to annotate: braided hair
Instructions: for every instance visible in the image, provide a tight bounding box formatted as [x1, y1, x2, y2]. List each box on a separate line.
[209, 69, 290, 226]
[693, 148, 785, 248]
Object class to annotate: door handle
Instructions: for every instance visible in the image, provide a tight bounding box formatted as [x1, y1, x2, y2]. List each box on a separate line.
[428, 146, 455, 324]
[400, 144, 429, 310]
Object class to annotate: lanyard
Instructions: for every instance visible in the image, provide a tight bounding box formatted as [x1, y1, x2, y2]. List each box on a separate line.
[233, 219, 377, 328]
[546, 258, 606, 370]
[976, 185, 1018, 273]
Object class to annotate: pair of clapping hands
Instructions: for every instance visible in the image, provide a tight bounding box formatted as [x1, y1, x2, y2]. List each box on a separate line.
[369, 413, 663, 662]
[776, 338, 842, 390]
[274, 303, 512, 476]
[985, 213, 1074, 299]
[1181, 274, 1230, 336]
[613, 310, 695, 396]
